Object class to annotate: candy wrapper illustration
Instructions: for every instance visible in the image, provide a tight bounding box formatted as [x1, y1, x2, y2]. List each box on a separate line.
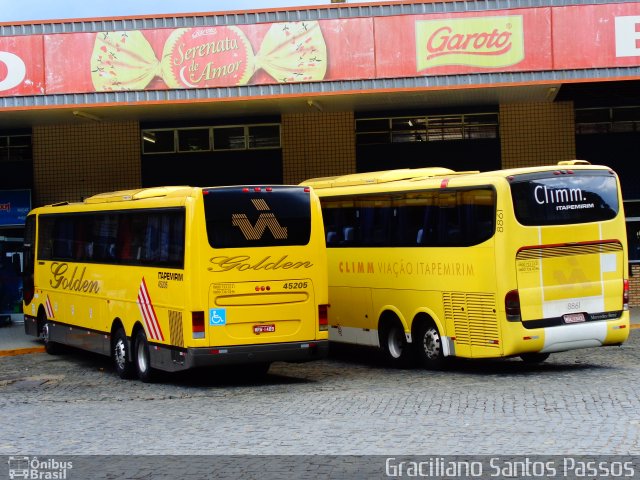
[90, 22, 327, 91]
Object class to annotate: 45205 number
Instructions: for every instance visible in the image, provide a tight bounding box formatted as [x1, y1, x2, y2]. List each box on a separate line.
[283, 281, 307, 289]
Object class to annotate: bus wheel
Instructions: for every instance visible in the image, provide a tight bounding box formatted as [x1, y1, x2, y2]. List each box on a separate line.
[112, 328, 135, 379]
[415, 322, 446, 370]
[134, 329, 155, 383]
[520, 353, 550, 364]
[41, 321, 62, 355]
[380, 321, 410, 367]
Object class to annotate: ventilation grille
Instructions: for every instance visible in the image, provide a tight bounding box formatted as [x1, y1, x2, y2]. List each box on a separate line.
[516, 242, 622, 260]
[169, 310, 184, 348]
[443, 292, 498, 348]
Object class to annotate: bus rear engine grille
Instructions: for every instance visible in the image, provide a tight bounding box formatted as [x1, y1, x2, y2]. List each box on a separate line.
[169, 310, 184, 348]
[443, 292, 498, 347]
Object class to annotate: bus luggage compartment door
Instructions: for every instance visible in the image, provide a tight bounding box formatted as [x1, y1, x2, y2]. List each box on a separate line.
[516, 242, 623, 321]
[207, 280, 317, 345]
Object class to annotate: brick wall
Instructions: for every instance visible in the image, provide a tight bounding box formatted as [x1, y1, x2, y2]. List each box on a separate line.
[281, 111, 356, 185]
[630, 264, 640, 308]
[500, 102, 576, 168]
[32, 121, 141, 206]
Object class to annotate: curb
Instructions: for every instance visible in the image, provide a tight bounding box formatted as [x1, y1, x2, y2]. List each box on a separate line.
[0, 346, 45, 357]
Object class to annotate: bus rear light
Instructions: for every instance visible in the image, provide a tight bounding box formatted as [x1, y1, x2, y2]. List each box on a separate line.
[192, 311, 205, 339]
[304, 187, 310, 193]
[505, 290, 521, 321]
[318, 304, 329, 331]
[623, 279, 629, 311]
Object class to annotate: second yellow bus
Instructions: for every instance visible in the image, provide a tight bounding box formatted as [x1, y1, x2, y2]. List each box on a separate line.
[303, 162, 629, 367]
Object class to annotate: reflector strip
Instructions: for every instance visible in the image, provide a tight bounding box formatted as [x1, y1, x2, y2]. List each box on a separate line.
[137, 277, 164, 341]
[44, 294, 55, 319]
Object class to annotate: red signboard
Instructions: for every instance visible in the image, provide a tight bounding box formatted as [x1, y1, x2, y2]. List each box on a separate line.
[553, 3, 640, 69]
[374, 9, 552, 77]
[0, 36, 44, 96]
[1, 4, 640, 98]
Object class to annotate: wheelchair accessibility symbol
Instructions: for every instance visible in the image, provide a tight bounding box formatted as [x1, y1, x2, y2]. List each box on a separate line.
[209, 308, 227, 326]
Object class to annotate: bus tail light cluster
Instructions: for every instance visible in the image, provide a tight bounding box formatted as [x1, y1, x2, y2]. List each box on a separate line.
[318, 304, 329, 331]
[623, 279, 629, 311]
[505, 290, 521, 322]
[192, 311, 205, 339]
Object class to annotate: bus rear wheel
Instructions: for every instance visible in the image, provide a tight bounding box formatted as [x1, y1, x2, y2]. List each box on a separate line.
[113, 328, 134, 379]
[380, 320, 411, 367]
[415, 322, 446, 370]
[134, 329, 155, 383]
[41, 320, 62, 355]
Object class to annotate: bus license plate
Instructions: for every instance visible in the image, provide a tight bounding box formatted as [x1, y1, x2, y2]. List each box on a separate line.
[563, 313, 586, 324]
[253, 324, 275, 334]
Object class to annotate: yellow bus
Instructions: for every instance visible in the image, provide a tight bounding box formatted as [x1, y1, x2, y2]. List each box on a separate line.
[302, 162, 629, 367]
[23, 185, 329, 381]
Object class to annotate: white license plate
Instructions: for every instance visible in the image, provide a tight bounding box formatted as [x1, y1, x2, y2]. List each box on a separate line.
[563, 313, 586, 324]
[253, 324, 275, 334]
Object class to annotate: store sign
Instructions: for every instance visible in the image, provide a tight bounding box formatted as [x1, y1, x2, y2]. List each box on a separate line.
[415, 16, 524, 70]
[375, 9, 551, 77]
[0, 36, 44, 96]
[0, 190, 31, 226]
[44, 18, 376, 94]
[615, 16, 640, 58]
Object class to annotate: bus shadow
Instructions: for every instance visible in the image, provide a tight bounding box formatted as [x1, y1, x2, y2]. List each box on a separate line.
[327, 342, 607, 375]
[42, 346, 315, 387]
[162, 366, 314, 388]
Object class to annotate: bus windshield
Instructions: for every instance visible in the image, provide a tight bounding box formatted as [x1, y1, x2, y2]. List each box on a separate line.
[203, 186, 312, 248]
[509, 171, 619, 226]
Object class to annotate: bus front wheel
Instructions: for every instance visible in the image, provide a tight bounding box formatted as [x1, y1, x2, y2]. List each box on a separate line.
[380, 320, 411, 367]
[415, 322, 446, 370]
[112, 328, 135, 379]
[520, 353, 550, 364]
[134, 329, 155, 383]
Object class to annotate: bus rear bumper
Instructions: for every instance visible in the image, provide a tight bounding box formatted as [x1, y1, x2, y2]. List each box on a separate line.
[152, 340, 329, 372]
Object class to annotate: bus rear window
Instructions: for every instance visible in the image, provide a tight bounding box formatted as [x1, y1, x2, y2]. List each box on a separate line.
[204, 186, 312, 248]
[509, 172, 619, 226]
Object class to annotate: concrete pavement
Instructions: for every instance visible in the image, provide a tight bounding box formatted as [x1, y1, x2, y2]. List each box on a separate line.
[2, 309, 640, 356]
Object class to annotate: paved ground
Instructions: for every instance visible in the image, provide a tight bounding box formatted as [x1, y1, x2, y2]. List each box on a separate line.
[2, 310, 640, 479]
[2, 326, 640, 457]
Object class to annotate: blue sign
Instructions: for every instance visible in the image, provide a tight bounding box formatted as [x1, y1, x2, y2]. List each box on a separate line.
[209, 308, 227, 326]
[0, 190, 31, 227]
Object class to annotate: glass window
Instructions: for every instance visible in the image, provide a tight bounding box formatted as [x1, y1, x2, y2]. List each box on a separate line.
[178, 128, 210, 152]
[356, 119, 390, 133]
[204, 186, 311, 248]
[142, 130, 175, 154]
[0, 135, 32, 162]
[248, 125, 280, 149]
[320, 188, 495, 248]
[627, 221, 640, 264]
[214, 127, 246, 150]
[510, 172, 619, 226]
[38, 209, 185, 268]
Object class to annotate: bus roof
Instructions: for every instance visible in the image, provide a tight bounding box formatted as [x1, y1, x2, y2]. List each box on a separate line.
[301, 161, 612, 192]
[303, 167, 459, 189]
[83, 186, 194, 204]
